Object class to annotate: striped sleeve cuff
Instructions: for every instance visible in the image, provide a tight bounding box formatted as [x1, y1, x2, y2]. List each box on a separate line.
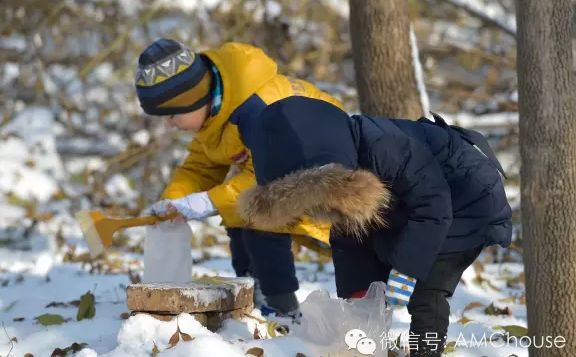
[386, 268, 417, 307]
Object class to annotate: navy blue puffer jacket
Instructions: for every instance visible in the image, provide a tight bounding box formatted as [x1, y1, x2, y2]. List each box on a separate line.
[237, 96, 512, 281]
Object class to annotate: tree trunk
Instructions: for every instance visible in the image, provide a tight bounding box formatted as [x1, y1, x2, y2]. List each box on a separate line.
[348, 0, 426, 119]
[516, 0, 576, 355]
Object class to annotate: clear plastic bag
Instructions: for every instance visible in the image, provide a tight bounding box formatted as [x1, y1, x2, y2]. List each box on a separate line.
[292, 281, 393, 357]
[142, 222, 193, 284]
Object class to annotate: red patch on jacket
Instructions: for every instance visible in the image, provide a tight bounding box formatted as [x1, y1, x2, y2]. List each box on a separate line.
[231, 149, 249, 164]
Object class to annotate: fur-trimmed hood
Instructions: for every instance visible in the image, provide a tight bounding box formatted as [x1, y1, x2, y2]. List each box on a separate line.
[237, 164, 392, 238]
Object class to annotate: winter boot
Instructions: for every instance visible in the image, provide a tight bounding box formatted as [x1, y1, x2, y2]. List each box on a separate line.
[260, 292, 302, 324]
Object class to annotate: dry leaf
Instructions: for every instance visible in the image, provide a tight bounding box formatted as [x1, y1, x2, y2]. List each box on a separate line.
[45, 301, 68, 308]
[24, 354, 34, 357]
[151, 341, 160, 356]
[181, 332, 194, 341]
[493, 325, 529, 338]
[519, 293, 526, 305]
[13, 317, 25, 322]
[35, 313, 67, 326]
[295, 353, 307, 357]
[253, 327, 261, 340]
[11, 336, 18, 343]
[484, 303, 512, 316]
[246, 347, 265, 357]
[51, 348, 66, 357]
[120, 312, 131, 320]
[71, 342, 86, 352]
[498, 296, 517, 303]
[458, 316, 472, 325]
[266, 322, 277, 338]
[463, 302, 485, 311]
[76, 291, 96, 321]
[444, 341, 457, 354]
[168, 330, 180, 347]
[68, 300, 81, 307]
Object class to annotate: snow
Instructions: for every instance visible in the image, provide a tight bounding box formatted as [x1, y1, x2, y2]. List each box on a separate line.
[410, 25, 430, 117]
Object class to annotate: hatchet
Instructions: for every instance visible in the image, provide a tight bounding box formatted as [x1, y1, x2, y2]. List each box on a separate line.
[74, 210, 180, 259]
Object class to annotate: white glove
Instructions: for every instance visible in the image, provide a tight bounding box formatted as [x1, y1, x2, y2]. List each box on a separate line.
[142, 199, 172, 216]
[168, 191, 218, 220]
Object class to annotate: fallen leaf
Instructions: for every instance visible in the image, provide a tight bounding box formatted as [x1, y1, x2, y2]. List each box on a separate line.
[24, 354, 34, 357]
[35, 313, 67, 326]
[267, 322, 278, 338]
[13, 317, 25, 322]
[11, 336, 18, 343]
[120, 312, 130, 320]
[458, 316, 473, 325]
[168, 330, 180, 347]
[51, 348, 66, 357]
[253, 327, 261, 340]
[463, 302, 485, 311]
[46, 301, 68, 308]
[246, 347, 265, 357]
[2, 279, 9, 286]
[68, 300, 81, 307]
[76, 291, 96, 321]
[484, 303, 512, 316]
[519, 293, 526, 305]
[70, 342, 87, 352]
[275, 324, 289, 335]
[181, 332, 194, 341]
[151, 341, 160, 356]
[444, 341, 457, 354]
[498, 296, 518, 303]
[494, 325, 529, 338]
[473, 261, 484, 274]
[295, 353, 307, 357]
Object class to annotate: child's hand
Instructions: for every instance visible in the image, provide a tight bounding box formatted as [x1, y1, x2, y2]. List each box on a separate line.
[166, 191, 218, 221]
[164, 204, 188, 224]
[385, 268, 417, 309]
[142, 199, 187, 225]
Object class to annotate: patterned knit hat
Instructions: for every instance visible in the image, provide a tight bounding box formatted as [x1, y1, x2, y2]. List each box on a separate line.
[135, 39, 212, 116]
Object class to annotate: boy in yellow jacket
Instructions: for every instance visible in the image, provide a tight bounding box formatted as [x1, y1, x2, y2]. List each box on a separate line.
[135, 39, 343, 320]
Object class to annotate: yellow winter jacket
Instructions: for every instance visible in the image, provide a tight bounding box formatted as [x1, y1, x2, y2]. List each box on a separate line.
[160, 42, 343, 248]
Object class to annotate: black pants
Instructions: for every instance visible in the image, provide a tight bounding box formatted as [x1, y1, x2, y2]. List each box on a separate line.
[227, 228, 299, 296]
[330, 235, 483, 357]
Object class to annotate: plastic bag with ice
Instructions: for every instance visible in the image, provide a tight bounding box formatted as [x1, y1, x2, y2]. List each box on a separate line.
[291, 281, 393, 357]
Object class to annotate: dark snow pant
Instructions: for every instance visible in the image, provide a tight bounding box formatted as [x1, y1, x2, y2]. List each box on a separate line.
[227, 228, 300, 312]
[330, 234, 483, 357]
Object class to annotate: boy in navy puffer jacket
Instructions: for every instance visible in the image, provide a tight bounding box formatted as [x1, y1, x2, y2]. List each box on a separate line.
[235, 97, 512, 357]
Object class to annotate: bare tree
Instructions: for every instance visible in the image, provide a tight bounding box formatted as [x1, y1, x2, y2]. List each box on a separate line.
[348, 0, 426, 118]
[516, 0, 576, 355]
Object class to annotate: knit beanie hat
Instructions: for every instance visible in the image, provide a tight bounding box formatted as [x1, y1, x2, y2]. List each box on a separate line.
[135, 39, 212, 116]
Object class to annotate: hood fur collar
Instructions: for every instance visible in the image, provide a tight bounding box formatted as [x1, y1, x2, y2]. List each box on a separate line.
[237, 164, 392, 238]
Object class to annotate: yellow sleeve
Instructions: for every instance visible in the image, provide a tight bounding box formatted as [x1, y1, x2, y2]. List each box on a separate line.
[161, 139, 230, 200]
[206, 151, 256, 226]
[288, 78, 345, 110]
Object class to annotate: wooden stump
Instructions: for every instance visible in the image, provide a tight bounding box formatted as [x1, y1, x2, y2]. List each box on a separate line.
[127, 277, 254, 332]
